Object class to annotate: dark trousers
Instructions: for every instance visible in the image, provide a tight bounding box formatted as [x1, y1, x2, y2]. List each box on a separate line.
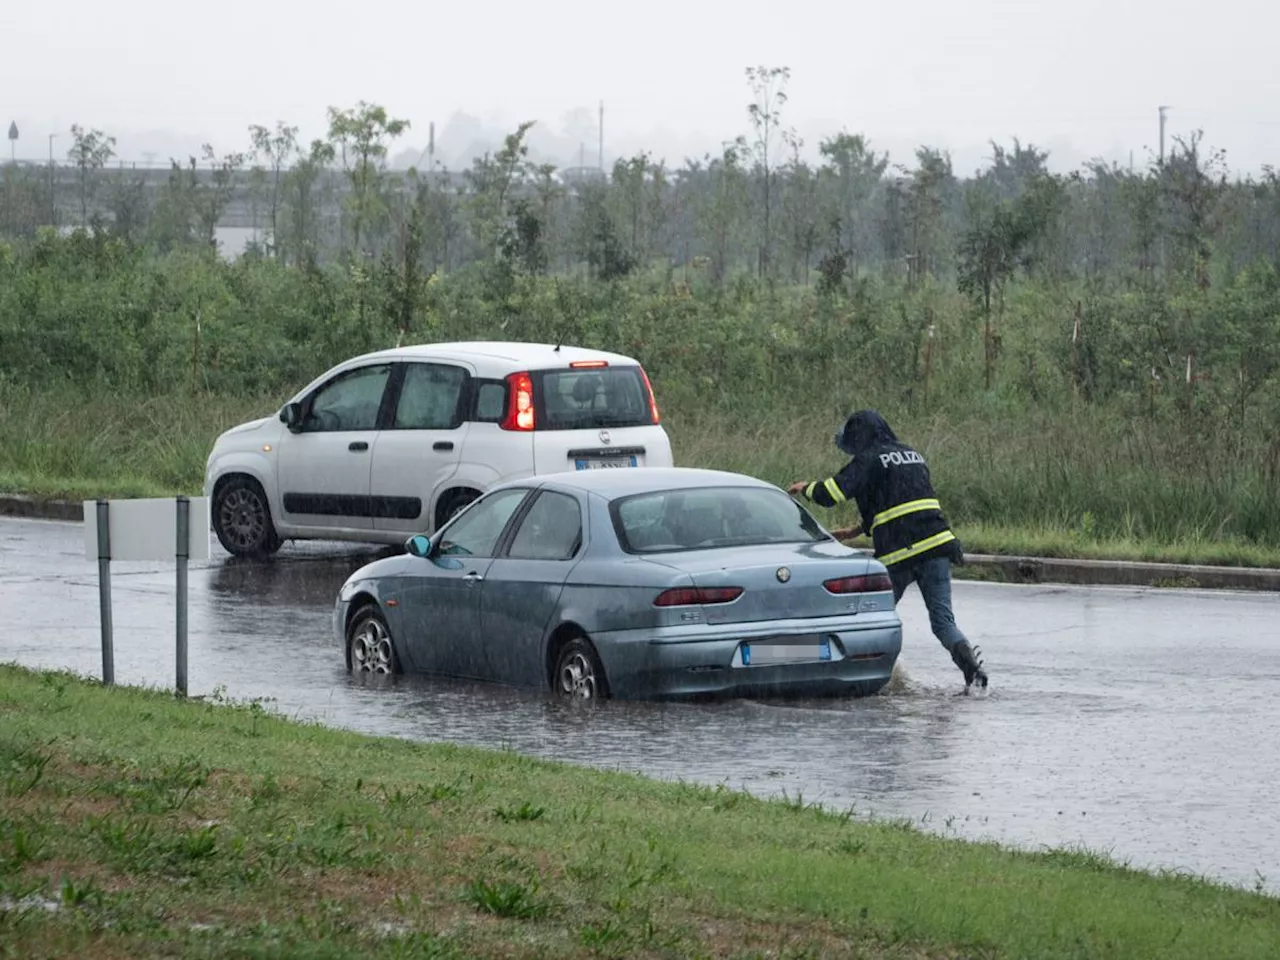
[888, 555, 970, 652]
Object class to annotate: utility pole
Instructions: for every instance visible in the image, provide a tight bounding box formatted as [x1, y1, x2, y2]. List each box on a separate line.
[7, 121, 17, 164]
[1158, 105, 1171, 165]
[598, 100, 604, 171]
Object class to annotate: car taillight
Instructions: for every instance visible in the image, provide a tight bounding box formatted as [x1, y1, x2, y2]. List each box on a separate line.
[653, 586, 743, 607]
[501, 371, 535, 431]
[637, 366, 661, 424]
[823, 573, 892, 594]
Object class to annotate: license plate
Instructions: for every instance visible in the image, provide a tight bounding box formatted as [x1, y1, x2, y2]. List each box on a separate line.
[740, 639, 832, 666]
[575, 456, 638, 470]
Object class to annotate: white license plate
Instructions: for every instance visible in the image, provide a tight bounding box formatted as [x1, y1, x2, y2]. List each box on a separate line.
[740, 639, 832, 666]
[575, 456, 638, 470]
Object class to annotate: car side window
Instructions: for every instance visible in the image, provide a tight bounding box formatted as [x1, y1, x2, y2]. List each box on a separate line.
[437, 489, 528, 558]
[507, 491, 583, 561]
[394, 363, 467, 430]
[304, 364, 391, 432]
[473, 381, 506, 423]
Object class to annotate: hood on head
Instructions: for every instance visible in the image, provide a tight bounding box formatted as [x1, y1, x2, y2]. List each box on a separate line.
[835, 410, 897, 456]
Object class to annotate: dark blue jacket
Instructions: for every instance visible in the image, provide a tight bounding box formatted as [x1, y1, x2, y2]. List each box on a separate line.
[801, 410, 962, 570]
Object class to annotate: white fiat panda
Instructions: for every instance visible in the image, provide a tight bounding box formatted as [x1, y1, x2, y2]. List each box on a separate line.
[203, 341, 674, 557]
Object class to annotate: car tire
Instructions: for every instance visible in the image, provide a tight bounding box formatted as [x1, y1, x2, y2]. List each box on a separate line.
[553, 636, 609, 700]
[347, 604, 401, 675]
[213, 476, 282, 558]
[436, 489, 479, 529]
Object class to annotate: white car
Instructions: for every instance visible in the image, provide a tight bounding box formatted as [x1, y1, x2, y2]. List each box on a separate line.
[203, 341, 674, 557]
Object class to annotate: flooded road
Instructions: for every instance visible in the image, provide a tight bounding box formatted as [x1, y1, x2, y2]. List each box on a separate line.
[2, 515, 1278, 894]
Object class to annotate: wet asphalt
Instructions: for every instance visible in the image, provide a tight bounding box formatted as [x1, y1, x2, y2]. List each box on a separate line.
[2, 515, 1278, 894]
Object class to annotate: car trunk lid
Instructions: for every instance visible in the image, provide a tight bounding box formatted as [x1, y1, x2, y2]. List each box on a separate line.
[646, 542, 887, 624]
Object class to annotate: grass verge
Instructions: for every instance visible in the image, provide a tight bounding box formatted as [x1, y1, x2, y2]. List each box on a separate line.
[1, 663, 1278, 959]
[3, 386, 1279, 569]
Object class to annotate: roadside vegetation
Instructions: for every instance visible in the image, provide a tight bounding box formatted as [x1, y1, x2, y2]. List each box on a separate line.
[2, 68, 1278, 565]
[2, 662, 1278, 958]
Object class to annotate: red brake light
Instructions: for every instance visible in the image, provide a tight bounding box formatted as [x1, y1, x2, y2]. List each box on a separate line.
[637, 366, 661, 424]
[823, 574, 893, 594]
[570, 359, 609, 369]
[653, 586, 743, 607]
[501, 372, 535, 431]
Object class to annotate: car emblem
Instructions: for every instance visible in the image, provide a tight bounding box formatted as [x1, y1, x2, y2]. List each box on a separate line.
[776, 567, 791, 583]
[598, 429, 611, 445]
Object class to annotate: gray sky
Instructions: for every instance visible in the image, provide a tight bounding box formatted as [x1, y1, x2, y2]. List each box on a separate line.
[5, 0, 1276, 176]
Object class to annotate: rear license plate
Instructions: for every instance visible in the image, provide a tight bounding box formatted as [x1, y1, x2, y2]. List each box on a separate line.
[575, 456, 638, 470]
[740, 639, 832, 666]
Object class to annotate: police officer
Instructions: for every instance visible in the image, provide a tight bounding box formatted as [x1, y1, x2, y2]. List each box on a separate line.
[787, 409, 988, 690]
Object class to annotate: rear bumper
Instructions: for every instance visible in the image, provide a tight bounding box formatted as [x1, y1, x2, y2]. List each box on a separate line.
[592, 618, 903, 700]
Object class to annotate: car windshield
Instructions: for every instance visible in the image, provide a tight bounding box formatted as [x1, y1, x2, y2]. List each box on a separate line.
[611, 486, 827, 553]
[535, 366, 653, 430]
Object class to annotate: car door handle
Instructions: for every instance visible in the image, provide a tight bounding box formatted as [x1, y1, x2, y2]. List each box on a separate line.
[462, 571, 483, 583]
[348, 441, 369, 452]
[433, 441, 454, 451]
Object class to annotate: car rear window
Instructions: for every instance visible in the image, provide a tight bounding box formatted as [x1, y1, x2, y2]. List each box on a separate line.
[534, 366, 654, 431]
[611, 486, 827, 554]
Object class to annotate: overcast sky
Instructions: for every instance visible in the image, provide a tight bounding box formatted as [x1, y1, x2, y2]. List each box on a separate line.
[4, 0, 1276, 176]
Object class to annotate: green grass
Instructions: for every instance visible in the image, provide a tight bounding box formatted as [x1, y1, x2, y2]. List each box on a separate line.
[1, 663, 1277, 959]
[3, 384, 1280, 569]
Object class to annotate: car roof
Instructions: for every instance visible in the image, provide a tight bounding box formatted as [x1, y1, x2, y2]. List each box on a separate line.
[348, 341, 642, 370]
[538, 467, 779, 500]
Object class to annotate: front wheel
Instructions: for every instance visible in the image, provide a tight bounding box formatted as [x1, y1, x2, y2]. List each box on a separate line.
[553, 637, 609, 700]
[213, 477, 282, 558]
[347, 605, 401, 675]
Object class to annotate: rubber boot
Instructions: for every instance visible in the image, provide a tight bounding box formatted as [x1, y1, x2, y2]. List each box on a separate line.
[950, 642, 989, 689]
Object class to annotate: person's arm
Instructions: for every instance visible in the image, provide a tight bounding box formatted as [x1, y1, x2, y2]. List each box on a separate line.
[826, 524, 863, 541]
[787, 461, 857, 509]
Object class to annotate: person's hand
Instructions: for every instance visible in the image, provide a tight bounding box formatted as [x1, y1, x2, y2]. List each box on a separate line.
[786, 481, 807, 496]
[829, 526, 862, 541]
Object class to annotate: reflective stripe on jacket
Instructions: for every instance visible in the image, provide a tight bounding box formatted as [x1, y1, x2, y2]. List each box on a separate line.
[801, 445, 960, 570]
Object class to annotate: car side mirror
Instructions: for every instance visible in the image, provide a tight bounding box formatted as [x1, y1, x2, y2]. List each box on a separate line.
[280, 402, 303, 432]
[405, 534, 433, 559]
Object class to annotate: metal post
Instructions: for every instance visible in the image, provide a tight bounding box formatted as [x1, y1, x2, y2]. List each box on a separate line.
[175, 496, 189, 696]
[96, 500, 114, 685]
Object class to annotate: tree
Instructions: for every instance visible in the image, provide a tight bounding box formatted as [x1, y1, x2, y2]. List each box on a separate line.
[327, 102, 410, 257]
[107, 166, 149, 244]
[696, 140, 748, 286]
[818, 132, 888, 277]
[958, 173, 1060, 389]
[248, 122, 299, 258]
[745, 65, 791, 278]
[575, 183, 634, 281]
[280, 139, 336, 266]
[196, 145, 246, 247]
[611, 152, 655, 267]
[532, 163, 564, 270]
[904, 147, 955, 285]
[67, 125, 117, 227]
[465, 122, 535, 260]
[780, 132, 819, 283]
[1161, 131, 1227, 287]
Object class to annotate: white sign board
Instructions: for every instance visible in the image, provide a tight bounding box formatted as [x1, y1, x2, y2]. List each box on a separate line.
[83, 497, 211, 562]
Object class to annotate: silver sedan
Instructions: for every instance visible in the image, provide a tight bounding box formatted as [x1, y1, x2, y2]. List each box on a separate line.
[334, 467, 902, 700]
